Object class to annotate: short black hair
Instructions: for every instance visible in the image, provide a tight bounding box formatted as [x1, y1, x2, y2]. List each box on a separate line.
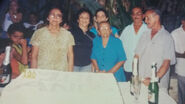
[95, 8, 108, 18]
[7, 23, 25, 36]
[76, 8, 93, 26]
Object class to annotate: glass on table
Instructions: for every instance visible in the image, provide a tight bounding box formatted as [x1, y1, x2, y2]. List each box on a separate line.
[130, 76, 141, 101]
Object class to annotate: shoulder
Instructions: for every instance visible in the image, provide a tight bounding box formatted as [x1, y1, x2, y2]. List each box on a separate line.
[93, 36, 101, 43]
[110, 36, 122, 43]
[171, 27, 182, 37]
[60, 27, 74, 38]
[111, 26, 118, 32]
[160, 27, 173, 42]
[90, 27, 98, 36]
[32, 27, 47, 37]
[90, 27, 96, 31]
[88, 31, 96, 38]
[120, 24, 132, 34]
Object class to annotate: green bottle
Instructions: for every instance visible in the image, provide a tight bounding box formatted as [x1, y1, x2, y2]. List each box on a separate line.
[148, 63, 159, 104]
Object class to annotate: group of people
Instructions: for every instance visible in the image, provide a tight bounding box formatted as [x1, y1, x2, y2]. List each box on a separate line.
[0, 2, 184, 104]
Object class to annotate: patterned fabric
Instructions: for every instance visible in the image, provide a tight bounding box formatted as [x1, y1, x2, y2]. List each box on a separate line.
[30, 27, 75, 71]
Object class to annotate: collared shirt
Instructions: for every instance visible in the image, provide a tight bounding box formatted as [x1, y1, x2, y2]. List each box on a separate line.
[91, 36, 127, 82]
[30, 27, 75, 71]
[135, 26, 176, 88]
[119, 23, 148, 72]
[90, 26, 119, 37]
[171, 25, 185, 77]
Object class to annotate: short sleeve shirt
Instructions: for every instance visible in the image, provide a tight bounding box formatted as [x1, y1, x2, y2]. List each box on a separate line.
[119, 23, 148, 72]
[30, 27, 75, 71]
[91, 36, 127, 82]
[135, 26, 176, 88]
[171, 26, 185, 77]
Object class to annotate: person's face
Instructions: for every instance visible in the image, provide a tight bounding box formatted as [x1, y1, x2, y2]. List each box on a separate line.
[14, 12, 22, 23]
[47, 8, 62, 26]
[10, 31, 24, 45]
[96, 11, 108, 23]
[98, 22, 112, 38]
[9, 1, 18, 12]
[78, 12, 90, 28]
[131, 8, 143, 23]
[144, 11, 158, 29]
[29, 14, 38, 24]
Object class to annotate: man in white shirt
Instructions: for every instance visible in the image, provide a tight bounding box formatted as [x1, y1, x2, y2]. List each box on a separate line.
[171, 15, 185, 104]
[119, 7, 148, 81]
[135, 8, 176, 93]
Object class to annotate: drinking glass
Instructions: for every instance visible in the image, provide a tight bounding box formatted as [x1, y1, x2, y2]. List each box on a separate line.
[131, 76, 141, 101]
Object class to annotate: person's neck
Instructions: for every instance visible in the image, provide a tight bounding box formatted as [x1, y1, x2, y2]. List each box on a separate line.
[48, 25, 60, 35]
[151, 24, 162, 39]
[102, 36, 109, 48]
[79, 25, 88, 33]
[133, 21, 142, 34]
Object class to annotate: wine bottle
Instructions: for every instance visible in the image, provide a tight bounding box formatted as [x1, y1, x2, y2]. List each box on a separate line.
[148, 63, 159, 104]
[130, 58, 138, 95]
[0, 46, 12, 87]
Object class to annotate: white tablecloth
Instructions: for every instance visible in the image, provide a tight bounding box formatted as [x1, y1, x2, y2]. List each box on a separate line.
[0, 69, 177, 104]
[118, 82, 177, 104]
[0, 69, 124, 104]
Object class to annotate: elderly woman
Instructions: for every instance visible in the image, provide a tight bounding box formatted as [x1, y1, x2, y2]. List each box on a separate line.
[30, 7, 74, 71]
[70, 8, 95, 72]
[91, 21, 126, 82]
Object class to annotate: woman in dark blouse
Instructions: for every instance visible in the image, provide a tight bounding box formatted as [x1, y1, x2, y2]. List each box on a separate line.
[70, 8, 95, 72]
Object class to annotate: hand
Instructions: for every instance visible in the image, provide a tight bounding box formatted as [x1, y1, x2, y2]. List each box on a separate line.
[19, 39, 27, 47]
[142, 77, 151, 86]
[98, 70, 106, 73]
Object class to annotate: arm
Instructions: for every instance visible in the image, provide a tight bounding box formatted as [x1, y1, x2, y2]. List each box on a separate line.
[13, 39, 28, 65]
[108, 61, 125, 73]
[67, 45, 74, 72]
[91, 59, 100, 72]
[31, 45, 39, 68]
[156, 59, 170, 78]
[175, 51, 185, 58]
[143, 60, 170, 86]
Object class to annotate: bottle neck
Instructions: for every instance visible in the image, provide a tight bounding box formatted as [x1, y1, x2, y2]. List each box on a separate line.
[3, 46, 11, 65]
[151, 63, 158, 82]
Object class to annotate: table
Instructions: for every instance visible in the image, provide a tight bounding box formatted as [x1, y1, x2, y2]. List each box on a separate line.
[118, 82, 177, 104]
[0, 69, 124, 104]
[0, 69, 177, 104]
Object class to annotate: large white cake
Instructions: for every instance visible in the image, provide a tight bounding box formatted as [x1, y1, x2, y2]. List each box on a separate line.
[0, 69, 124, 104]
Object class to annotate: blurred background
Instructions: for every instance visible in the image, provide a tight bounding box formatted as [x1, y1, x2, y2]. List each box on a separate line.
[0, 0, 184, 34]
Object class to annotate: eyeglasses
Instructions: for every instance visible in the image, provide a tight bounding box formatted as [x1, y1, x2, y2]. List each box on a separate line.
[49, 13, 62, 19]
